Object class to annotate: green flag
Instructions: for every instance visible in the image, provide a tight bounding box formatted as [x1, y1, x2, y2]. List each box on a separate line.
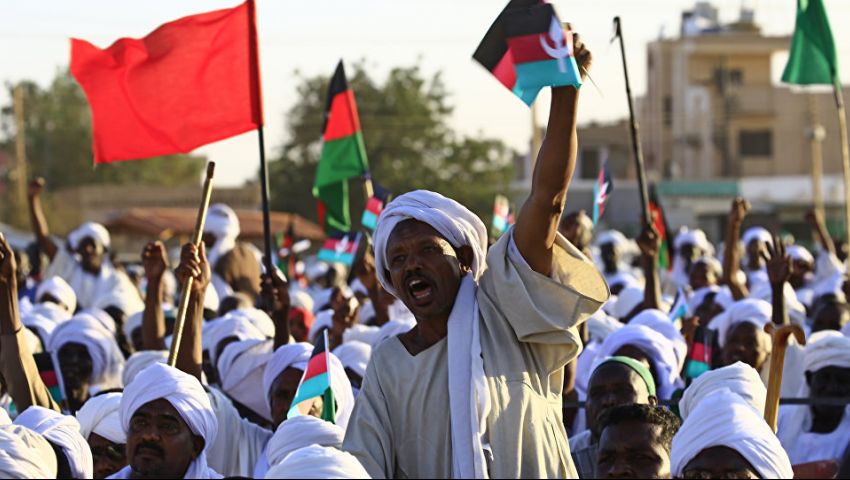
[313, 61, 369, 234]
[781, 0, 839, 85]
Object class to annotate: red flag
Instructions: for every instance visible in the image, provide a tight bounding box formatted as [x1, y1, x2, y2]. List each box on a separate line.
[70, 1, 263, 164]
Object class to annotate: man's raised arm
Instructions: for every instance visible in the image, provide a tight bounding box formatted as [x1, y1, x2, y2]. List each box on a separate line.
[26, 178, 58, 260]
[514, 34, 591, 276]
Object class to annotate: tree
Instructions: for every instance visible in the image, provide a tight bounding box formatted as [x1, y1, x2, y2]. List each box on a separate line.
[0, 70, 205, 192]
[269, 62, 515, 226]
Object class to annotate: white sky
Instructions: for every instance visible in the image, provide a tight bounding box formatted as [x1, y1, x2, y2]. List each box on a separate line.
[2, 0, 850, 186]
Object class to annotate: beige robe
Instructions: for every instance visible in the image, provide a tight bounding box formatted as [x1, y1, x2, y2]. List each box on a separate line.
[343, 232, 609, 478]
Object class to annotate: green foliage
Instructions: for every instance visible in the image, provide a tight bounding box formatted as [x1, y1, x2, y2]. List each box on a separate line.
[0, 70, 205, 190]
[269, 62, 515, 224]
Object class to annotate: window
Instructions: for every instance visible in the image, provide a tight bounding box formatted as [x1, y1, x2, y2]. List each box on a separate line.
[739, 130, 772, 156]
[663, 96, 673, 127]
[580, 148, 599, 179]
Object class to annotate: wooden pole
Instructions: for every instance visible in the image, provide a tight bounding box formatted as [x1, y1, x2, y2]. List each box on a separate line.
[763, 323, 806, 431]
[614, 17, 651, 227]
[168, 162, 216, 366]
[807, 94, 826, 220]
[835, 79, 850, 263]
[11, 85, 29, 227]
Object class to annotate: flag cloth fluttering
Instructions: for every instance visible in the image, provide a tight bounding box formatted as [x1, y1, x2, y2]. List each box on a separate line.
[287, 331, 336, 423]
[361, 196, 385, 231]
[70, 0, 263, 164]
[317, 232, 361, 267]
[648, 185, 673, 271]
[668, 287, 688, 324]
[781, 0, 838, 86]
[474, 0, 582, 106]
[492, 195, 512, 235]
[313, 61, 370, 234]
[592, 160, 614, 227]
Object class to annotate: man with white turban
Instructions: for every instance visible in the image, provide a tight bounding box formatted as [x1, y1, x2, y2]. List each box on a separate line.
[344, 38, 606, 479]
[594, 230, 641, 290]
[596, 324, 683, 400]
[28, 179, 142, 315]
[678, 362, 766, 421]
[203, 203, 262, 302]
[265, 415, 345, 467]
[76, 392, 127, 478]
[333, 340, 372, 395]
[265, 444, 370, 479]
[15, 405, 94, 478]
[0, 423, 58, 478]
[742, 226, 773, 292]
[708, 298, 773, 380]
[35, 276, 77, 314]
[672, 388, 793, 479]
[670, 228, 714, 290]
[112, 363, 220, 479]
[47, 313, 125, 412]
[216, 338, 274, 422]
[778, 331, 850, 464]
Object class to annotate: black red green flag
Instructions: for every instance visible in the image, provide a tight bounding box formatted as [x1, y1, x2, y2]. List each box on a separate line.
[313, 60, 370, 234]
[287, 331, 336, 423]
[648, 184, 673, 271]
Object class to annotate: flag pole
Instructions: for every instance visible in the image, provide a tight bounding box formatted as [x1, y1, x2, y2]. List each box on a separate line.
[835, 78, 850, 264]
[613, 16, 651, 227]
[169, 162, 216, 366]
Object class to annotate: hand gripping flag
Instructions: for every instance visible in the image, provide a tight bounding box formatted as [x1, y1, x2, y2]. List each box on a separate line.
[70, 0, 263, 164]
[592, 160, 614, 227]
[474, 0, 582, 105]
[287, 331, 336, 423]
[317, 232, 361, 267]
[313, 61, 370, 234]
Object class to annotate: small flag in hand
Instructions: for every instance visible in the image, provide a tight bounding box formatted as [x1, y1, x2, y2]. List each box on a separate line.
[649, 185, 673, 271]
[287, 331, 336, 423]
[668, 288, 689, 324]
[492, 195, 512, 234]
[318, 232, 361, 266]
[474, 0, 582, 106]
[592, 160, 614, 227]
[361, 197, 385, 231]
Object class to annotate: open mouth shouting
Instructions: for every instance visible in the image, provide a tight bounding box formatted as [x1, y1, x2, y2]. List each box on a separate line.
[406, 275, 435, 306]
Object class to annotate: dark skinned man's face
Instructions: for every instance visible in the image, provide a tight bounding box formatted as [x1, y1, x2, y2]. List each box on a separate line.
[384, 220, 470, 322]
[77, 237, 104, 274]
[746, 240, 766, 270]
[269, 367, 304, 429]
[789, 259, 813, 289]
[127, 398, 204, 479]
[600, 243, 619, 273]
[57, 342, 93, 411]
[201, 233, 217, 255]
[88, 432, 126, 479]
[689, 262, 716, 291]
[681, 446, 759, 479]
[811, 303, 850, 333]
[288, 309, 310, 343]
[722, 322, 770, 372]
[808, 366, 850, 428]
[597, 420, 671, 479]
[679, 243, 701, 273]
[586, 363, 655, 439]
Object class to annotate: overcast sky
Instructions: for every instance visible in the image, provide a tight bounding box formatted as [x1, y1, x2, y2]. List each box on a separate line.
[2, 0, 850, 186]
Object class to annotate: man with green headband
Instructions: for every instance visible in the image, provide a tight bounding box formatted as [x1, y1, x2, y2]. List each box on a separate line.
[571, 356, 657, 478]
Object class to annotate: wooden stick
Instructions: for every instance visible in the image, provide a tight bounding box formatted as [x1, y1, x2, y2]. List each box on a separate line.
[834, 78, 850, 269]
[763, 323, 806, 431]
[168, 162, 216, 366]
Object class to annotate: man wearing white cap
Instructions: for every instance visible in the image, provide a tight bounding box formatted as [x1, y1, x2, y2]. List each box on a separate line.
[344, 38, 606, 479]
[203, 203, 262, 302]
[27, 178, 142, 316]
[76, 392, 127, 478]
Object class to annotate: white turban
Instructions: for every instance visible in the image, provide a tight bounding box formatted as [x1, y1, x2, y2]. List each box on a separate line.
[373, 190, 488, 298]
[68, 222, 111, 251]
[264, 445, 370, 479]
[586, 309, 623, 343]
[748, 282, 806, 326]
[802, 330, 850, 375]
[687, 285, 734, 316]
[202, 316, 267, 367]
[122, 350, 168, 386]
[342, 324, 382, 346]
[0, 424, 58, 478]
[606, 285, 643, 320]
[693, 256, 722, 276]
[76, 392, 125, 444]
[36, 276, 77, 313]
[22, 310, 62, 347]
[629, 309, 687, 369]
[598, 324, 684, 399]
[679, 362, 766, 421]
[290, 289, 315, 313]
[309, 310, 333, 344]
[123, 311, 143, 342]
[674, 228, 714, 255]
[47, 314, 125, 394]
[14, 406, 93, 479]
[594, 230, 628, 249]
[204, 203, 240, 268]
[217, 339, 273, 420]
[266, 416, 345, 466]
[333, 341, 372, 378]
[225, 308, 276, 338]
[707, 299, 772, 349]
[262, 343, 313, 412]
[79, 307, 117, 335]
[788, 245, 814, 265]
[671, 388, 792, 479]
[119, 363, 219, 479]
[742, 227, 773, 247]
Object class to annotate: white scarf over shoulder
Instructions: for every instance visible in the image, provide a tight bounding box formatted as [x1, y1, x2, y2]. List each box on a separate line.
[14, 406, 93, 479]
[373, 189, 490, 479]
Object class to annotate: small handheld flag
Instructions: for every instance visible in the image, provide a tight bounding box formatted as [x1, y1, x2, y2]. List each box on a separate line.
[474, 0, 582, 106]
[492, 195, 512, 235]
[317, 232, 361, 266]
[287, 330, 336, 423]
[649, 185, 673, 271]
[668, 288, 689, 324]
[592, 160, 614, 227]
[361, 196, 385, 231]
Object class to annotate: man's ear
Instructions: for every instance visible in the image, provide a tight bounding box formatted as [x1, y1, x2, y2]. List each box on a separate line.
[192, 435, 205, 458]
[647, 395, 658, 406]
[457, 245, 474, 273]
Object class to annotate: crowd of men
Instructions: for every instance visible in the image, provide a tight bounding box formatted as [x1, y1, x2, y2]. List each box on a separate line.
[1, 35, 850, 479]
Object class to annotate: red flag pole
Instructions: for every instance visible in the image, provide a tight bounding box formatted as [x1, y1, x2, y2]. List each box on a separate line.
[246, 0, 276, 288]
